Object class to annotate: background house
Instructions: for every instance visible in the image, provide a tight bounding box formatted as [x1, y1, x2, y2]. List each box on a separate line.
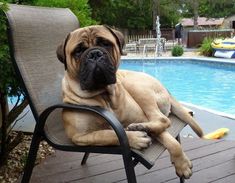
[223, 15, 235, 29]
[181, 17, 224, 29]
[180, 17, 234, 47]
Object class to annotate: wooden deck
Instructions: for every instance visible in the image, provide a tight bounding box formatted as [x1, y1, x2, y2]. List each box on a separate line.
[29, 137, 235, 183]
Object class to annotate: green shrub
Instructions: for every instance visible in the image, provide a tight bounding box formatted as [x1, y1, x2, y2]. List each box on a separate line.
[198, 37, 213, 57]
[171, 45, 184, 56]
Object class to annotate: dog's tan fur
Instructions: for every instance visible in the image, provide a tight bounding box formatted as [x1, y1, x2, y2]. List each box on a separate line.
[57, 25, 203, 179]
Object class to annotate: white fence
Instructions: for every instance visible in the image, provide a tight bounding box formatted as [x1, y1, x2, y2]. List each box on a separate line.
[127, 34, 154, 43]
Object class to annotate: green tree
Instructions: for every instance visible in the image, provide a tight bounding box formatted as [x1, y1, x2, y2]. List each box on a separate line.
[89, 0, 153, 29]
[88, 0, 115, 25]
[181, 0, 235, 19]
[158, 0, 182, 27]
[115, 0, 153, 29]
[199, 0, 235, 18]
[179, 0, 199, 29]
[88, 0, 182, 29]
[193, 0, 199, 29]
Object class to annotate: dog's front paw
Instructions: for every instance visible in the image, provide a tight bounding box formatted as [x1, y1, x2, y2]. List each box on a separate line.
[127, 123, 149, 133]
[171, 152, 193, 179]
[127, 131, 152, 150]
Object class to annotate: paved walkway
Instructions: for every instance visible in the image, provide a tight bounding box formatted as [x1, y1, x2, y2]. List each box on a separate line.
[182, 103, 235, 140]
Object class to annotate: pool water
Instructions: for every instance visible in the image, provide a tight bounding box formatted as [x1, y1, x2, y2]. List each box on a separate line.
[8, 95, 24, 105]
[120, 60, 235, 115]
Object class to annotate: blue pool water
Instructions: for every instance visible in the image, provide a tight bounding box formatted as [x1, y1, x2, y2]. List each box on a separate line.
[120, 59, 235, 115]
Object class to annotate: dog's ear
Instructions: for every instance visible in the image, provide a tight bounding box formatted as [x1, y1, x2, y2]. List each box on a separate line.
[113, 29, 126, 52]
[56, 33, 71, 67]
[56, 43, 65, 63]
[104, 25, 127, 56]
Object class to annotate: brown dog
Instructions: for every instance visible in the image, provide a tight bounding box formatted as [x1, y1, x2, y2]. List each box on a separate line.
[56, 25, 203, 179]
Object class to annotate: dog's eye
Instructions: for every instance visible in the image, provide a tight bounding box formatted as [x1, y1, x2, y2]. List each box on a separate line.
[96, 37, 113, 48]
[73, 44, 87, 59]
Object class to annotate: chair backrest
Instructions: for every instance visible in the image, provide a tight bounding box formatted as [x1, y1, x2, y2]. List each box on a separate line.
[6, 4, 79, 120]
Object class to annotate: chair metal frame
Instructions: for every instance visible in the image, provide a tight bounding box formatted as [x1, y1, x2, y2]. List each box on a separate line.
[21, 104, 139, 183]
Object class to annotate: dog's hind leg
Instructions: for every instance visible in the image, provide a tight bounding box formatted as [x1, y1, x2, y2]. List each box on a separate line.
[157, 131, 193, 179]
[127, 113, 171, 135]
[170, 96, 203, 137]
[123, 81, 172, 135]
[126, 94, 172, 135]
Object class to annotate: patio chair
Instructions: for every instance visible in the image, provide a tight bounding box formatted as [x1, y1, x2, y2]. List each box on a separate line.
[5, 4, 187, 183]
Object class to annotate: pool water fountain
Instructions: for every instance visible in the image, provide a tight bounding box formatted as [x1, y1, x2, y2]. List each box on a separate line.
[141, 16, 163, 58]
[155, 16, 163, 57]
[142, 44, 147, 57]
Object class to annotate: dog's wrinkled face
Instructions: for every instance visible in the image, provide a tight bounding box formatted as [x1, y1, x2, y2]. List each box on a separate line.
[57, 25, 125, 91]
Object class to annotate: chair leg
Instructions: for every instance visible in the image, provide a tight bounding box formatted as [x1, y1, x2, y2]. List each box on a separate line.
[21, 132, 42, 183]
[132, 158, 139, 167]
[180, 177, 185, 183]
[81, 152, 90, 165]
[176, 135, 185, 183]
[122, 154, 137, 183]
[176, 134, 181, 143]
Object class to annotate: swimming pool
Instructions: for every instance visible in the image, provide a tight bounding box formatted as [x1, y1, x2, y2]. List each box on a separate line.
[120, 58, 235, 116]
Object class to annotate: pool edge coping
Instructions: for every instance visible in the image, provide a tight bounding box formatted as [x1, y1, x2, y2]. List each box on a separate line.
[121, 56, 235, 64]
[182, 102, 235, 120]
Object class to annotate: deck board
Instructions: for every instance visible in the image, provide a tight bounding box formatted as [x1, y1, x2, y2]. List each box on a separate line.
[29, 137, 235, 183]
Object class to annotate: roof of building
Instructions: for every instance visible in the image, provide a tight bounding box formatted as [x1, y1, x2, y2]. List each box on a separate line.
[181, 17, 224, 27]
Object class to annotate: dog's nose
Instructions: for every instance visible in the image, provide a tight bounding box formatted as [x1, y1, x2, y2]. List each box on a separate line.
[87, 49, 104, 62]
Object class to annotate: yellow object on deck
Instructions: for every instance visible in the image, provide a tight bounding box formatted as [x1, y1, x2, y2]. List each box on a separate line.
[204, 128, 229, 140]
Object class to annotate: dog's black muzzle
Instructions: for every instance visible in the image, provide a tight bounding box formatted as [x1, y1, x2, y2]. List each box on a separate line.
[79, 47, 116, 90]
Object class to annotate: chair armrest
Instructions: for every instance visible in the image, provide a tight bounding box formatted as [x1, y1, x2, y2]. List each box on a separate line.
[37, 103, 130, 150]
